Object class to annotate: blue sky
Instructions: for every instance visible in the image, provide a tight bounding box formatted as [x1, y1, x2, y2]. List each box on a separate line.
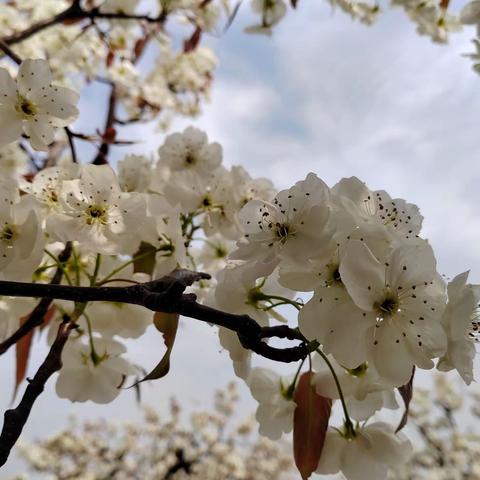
[2, 1, 480, 476]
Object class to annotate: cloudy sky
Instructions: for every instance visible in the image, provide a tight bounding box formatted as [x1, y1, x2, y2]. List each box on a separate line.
[2, 0, 480, 476]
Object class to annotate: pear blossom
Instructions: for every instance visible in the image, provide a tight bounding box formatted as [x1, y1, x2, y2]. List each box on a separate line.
[29, 164, 80, 214]
[47, 165, 146, 255]
[317, 423, 412, 480]
[332, 176, 423, 241]
[247, 367, 296, 440]
[339, 240, 447, 385]
[437, 271, 479, 385]
[117, 154, 152, 193]
[0, 59, 79, 150]
[158, 126, 222, 175]
[233, 172, 333, 270]
[56, 337, 136, 404]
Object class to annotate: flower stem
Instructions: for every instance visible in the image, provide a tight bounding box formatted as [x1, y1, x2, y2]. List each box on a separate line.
[316, 348, 355, 436]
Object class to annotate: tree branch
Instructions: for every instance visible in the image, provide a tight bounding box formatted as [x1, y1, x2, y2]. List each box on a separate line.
[0, 269, 313, 363]
[0, 317, 77, 467]
[2, 1, 166, 47]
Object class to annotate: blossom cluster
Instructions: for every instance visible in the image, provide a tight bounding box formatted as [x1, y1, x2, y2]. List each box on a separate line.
[0, 63, 479, 480]
[0, 1, 480, 476]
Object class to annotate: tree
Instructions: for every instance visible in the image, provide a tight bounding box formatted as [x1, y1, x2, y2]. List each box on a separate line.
[0, 0, 480, 478]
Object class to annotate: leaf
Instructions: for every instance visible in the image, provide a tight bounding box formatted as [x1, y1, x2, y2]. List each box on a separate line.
[133, 242, 157, 276]
[396, 366, 415, 433]
[39, 305, 57, 331]
[439, 0, 450, 9]
[14, 318, 34, 399]
[293, 372, 332, 480]
[130, 312, 179, 386]
[106, 49, 115, 68]
[291, 0, 299, 8]
[134, 35, 150, 62]
[183, 27, 202, 53]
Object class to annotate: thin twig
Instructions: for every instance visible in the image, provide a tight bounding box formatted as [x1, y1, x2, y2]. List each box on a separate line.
[92, 83, 117, 165]
[0, 40, 21, 65]
[64, 127, 77, 163]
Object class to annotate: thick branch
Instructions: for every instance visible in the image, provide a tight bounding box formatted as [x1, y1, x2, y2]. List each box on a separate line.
[0, 243, 72, 356]
[2, 1, 166, 47]
[0, 269, 311, 363]
[0, 318, 76, 467]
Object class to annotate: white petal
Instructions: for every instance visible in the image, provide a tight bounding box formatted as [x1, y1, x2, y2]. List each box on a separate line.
[316, 429, 345, 475]
[23, 117, 55, 151]
[386, 242, 436, 290]
[0, 68, 17, 102]
[340, 240, 385, 311]
[0, 106, 22, 147]
[368, 321, 415, 386]
[299, 287, 374, 368]
[17, 59, 52, 96]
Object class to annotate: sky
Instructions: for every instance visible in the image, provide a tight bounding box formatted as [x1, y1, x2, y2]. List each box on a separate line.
[2, 0, 480, 477]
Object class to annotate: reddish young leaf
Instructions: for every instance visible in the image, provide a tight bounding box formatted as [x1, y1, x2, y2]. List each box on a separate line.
[14, 317, 34, 398]
[396, 366, 415, 433]
[39, 305, 57, 331]
[293, 372, 332, 480]
[134, 35, 150, 62]
[440, 0, 450, 9]
[183, 27, 202, 53]
[15, 305, 56, 396]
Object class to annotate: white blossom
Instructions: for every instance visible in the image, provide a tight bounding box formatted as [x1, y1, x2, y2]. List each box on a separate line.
[317, 423, 412, 480]
[48, 165, 146, 255]
[247, 367, 296, 440]
[0, 59, 79, 150]
[437, 271, 479, 385]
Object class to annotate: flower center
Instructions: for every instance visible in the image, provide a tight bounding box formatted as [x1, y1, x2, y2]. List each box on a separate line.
[0, 224, 15, 244]
[15, 95, 37, 117]
[325, 262, 342, 286]
[185, 153, 196, 166]
[375, 292, 399, 318]
[275, 223, 290, 241]
[85, 204, 108, 225]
